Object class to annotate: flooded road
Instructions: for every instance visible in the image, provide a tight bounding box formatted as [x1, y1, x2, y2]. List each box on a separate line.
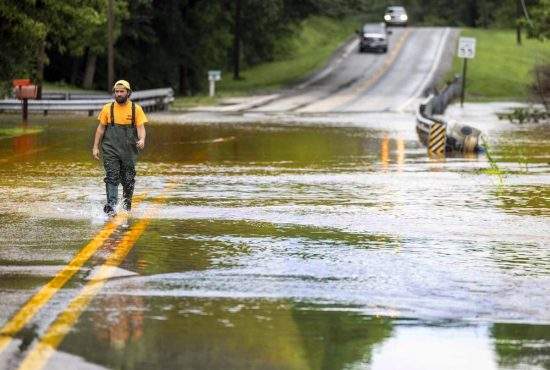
[0, 108, 549, 369]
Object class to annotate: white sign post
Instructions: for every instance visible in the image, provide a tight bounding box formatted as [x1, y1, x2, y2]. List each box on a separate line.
[457, 37, 476, 107]
[208, 70, 221, 97]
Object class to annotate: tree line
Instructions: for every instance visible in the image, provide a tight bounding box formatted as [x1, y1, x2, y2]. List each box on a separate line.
[1, 0, 547, 96]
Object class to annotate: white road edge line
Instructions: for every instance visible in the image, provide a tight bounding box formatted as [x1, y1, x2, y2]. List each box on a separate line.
[296, 39, 359, 90]
[397, 27, 451, 113]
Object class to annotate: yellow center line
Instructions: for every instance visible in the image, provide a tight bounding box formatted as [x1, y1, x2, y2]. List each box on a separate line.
[0, 193, 147, 354]
[347, 28, 412, 94]
[298, 28, 412, 113]
[17, 184, 174, 370]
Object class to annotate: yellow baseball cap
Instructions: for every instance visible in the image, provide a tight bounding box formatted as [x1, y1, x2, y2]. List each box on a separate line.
[112, 80, 131, 92]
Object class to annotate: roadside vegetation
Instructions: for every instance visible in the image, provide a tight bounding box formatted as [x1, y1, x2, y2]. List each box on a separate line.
[172, 16, 357, 109]
[450, 28, 550, 102]
[42, 82, 105, 94]
[1, 0, 549, 106]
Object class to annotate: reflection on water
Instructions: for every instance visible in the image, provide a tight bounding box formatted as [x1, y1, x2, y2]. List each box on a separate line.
[58, 298, 393, 370]
[13, 134, 37, 156]
[129, 220, 399, 275]
[56, 298, 550, 370]
[492, 323, 550, 370]
[0, 114, 549, 369]
[495, 185, 549, 217]
[379, 135, 406, 170]
[91, 290, 144, 351]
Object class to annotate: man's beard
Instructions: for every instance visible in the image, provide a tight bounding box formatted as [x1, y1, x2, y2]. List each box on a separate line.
[115, 95, 128, 104]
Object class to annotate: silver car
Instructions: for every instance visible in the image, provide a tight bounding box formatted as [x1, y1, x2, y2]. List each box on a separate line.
[384, 6, 408, 26]
[358, 23, 389, 53]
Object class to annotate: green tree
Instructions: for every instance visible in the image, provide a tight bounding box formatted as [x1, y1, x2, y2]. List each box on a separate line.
[110, 0, 231, 94]
[0, 1, 45, 94]
[41, 0, 373, 94]
[72, 0, 127, 89]
[31, 0, 108, 97]
[527, 0, 550, 39]
[0, 0, 125, 95]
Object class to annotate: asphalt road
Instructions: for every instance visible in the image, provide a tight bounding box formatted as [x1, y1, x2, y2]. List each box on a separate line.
[248, 27, 458, 114]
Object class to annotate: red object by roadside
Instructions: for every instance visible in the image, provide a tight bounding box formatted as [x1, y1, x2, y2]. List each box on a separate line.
[12, 79, 37, 100]
[12, 79, 32, 87]
[13, 82, 37, 100]
[14, 85, 37, 99]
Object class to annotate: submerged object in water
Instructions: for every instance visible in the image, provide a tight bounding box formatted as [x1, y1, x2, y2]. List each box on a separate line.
[416, 96, 483, 154]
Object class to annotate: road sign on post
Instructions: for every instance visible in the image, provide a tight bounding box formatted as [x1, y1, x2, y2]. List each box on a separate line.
[208, 70, 221, 97]
[458, 37, 476, 59]
[457, 37, 476, 107]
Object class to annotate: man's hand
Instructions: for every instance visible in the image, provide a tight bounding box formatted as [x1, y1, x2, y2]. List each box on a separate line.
[92, 147, 100, 160]
[92, 124, 105, 160]
[136, 138, 145, 150]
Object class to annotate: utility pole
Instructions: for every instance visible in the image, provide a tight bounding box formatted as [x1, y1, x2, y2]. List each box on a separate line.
[516, 0, 522, 45]
[107, 0, 114, 91]
[233, 0, 241, 80]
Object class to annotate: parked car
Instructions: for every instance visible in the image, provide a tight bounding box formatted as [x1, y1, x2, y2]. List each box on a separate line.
[384, 6, 408, 26]
[358, 23, 389, 53]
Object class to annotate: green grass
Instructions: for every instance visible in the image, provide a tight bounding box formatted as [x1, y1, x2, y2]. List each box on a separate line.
[42, 81, 105, 94]
[173, 16, 358, 109]
[449, 28, 550, 101]
[0, 127, 42, 139]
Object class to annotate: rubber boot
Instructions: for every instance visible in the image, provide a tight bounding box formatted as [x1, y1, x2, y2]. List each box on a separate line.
[122, 185, 134, 211]
[103, 183, 119, 217]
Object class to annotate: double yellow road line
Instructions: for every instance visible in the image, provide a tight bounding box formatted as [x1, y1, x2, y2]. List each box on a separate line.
[0, 185, 172, 369]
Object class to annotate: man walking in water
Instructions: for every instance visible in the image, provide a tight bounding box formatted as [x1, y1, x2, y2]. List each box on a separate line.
[92, 80, 147, 216]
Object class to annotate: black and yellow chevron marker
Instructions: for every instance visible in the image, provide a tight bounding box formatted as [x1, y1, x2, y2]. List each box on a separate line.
[429, 122, 446, 155]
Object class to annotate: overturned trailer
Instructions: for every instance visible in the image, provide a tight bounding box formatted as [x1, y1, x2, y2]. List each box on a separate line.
[416, 95, 483, 154]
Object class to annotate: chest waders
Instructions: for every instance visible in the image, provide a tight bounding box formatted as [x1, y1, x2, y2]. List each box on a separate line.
[101, 102, 139, 215]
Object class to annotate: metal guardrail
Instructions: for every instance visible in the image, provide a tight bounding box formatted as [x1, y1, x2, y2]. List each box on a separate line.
[42, 92, 111, 100]
[416, 87, 483, 153]
[431, 75, 462, 115]
[416, 75, 463, 146]
[0, 87, 174, 116]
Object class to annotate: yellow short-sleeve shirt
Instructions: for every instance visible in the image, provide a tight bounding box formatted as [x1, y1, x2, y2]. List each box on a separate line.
[98, 100, 148, 126]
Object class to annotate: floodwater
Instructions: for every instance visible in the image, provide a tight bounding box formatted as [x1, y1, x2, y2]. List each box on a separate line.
[0, 107, 548, 370]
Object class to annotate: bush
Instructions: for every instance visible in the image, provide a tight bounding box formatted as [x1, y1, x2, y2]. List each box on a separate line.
[532, 64, 550, 109]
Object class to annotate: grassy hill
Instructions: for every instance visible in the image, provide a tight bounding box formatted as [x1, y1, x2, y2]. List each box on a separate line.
[450, 28, 550, 101]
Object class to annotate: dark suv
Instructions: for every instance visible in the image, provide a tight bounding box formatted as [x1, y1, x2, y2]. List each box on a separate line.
[358, 23, 388, 53]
